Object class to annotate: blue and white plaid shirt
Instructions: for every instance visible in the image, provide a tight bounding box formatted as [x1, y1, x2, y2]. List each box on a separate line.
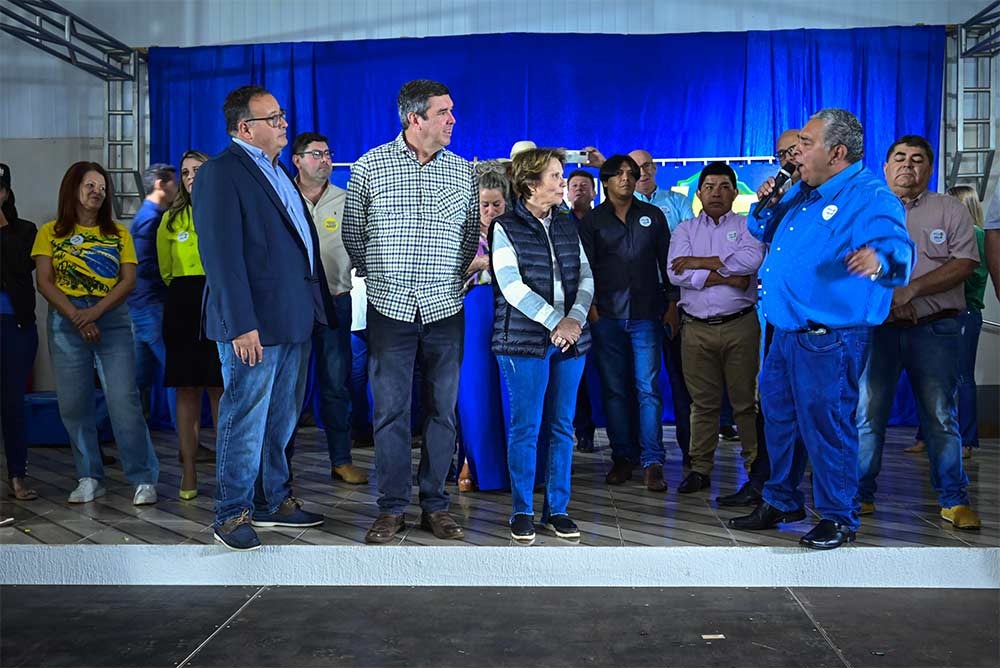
[343, 133, 480, 324]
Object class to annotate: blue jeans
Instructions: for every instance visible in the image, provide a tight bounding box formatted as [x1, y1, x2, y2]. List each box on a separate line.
[591, 318, 664, 467]
[129, 303, 166, 394]
[313, 294, 354, 466]
[215, 339, 309, 524]
[857, 319, 970, 508]
[957, 309, 982, 449]
[914, 308, 984, 449]
[497, 347, 586, 521]
[761, 326, 871, 531]
[1, 315, 38, 478]
[48, 299, 159, 484]
[367, 306, 463, 515]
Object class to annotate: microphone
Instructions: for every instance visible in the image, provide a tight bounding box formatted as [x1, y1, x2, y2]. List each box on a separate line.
[752, 162, 797, 218]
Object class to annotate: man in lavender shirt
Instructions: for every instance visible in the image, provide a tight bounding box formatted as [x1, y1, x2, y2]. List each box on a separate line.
[668, 162, 766, 499]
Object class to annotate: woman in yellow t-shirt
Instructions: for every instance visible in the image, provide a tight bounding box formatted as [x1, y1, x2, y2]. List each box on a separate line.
[32, 161, 160, 505]
[157, 150, 222, 499]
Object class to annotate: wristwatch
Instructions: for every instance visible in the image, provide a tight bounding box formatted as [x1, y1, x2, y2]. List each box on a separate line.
[869, 262, 885, 281]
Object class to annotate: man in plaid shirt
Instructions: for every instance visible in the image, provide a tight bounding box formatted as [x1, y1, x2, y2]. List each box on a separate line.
[343, 79, 479, 544]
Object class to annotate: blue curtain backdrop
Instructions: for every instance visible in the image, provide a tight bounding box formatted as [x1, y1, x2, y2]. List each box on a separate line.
[149, 26, 944, 176]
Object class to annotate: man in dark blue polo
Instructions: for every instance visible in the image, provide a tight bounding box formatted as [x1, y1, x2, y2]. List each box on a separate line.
[729, 109, 914, 550]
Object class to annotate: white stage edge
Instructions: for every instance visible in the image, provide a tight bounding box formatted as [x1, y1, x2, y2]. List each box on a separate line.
[2, 545, 999, 588]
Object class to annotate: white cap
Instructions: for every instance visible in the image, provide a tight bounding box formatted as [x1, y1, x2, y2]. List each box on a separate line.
[506, 140, 537, 161]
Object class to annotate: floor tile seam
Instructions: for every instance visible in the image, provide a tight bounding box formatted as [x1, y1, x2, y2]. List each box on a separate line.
[74, 517, 196, 545]
[5, 505, 113, 543]
[176, 584, 269, 667]
[605, 487, 626, 546]
[786, 587, 855, 668]
[706, 498, 740, 546]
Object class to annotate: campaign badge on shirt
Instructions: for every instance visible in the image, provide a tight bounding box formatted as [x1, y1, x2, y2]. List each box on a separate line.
[822, 205, 838, 220]
[726, 230, 738, 242]
[639, 215, 652, 228]
[177, 231, 190, 243]
[930, 228, 947, 245]
[70, 234, 84, 246]
[324, 216, 339, 232]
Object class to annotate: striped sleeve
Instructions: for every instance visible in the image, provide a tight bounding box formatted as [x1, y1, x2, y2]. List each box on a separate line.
[567, 239, 593, 325]
[491, 223, 561, 331]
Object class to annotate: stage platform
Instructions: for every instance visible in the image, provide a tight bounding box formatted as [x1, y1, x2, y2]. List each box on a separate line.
[1, 427, 998, 588]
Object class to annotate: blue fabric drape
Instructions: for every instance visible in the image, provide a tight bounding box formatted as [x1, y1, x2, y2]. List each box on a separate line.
[149, 26, 944, 176]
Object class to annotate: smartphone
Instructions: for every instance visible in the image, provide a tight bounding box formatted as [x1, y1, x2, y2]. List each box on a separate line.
[565, 150, 589, 164]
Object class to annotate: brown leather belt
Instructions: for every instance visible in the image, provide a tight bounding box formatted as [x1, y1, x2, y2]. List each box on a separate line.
[684, 305, 756, 326]
[887, 309, 959, 329]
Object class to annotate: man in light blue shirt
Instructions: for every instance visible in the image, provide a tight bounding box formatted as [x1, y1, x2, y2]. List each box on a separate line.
[629, 149, 695, 231]
[728, 109, 914, 550]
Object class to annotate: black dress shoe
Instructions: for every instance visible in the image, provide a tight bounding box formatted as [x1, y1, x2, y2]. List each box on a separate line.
[716, 482, 763, 507]
[799, 519, 856, 550]
[605, 460, 633, 485]
[729, 501, 806, 530]
[677, 471, 710, 494]
[576, 436, 595, 453]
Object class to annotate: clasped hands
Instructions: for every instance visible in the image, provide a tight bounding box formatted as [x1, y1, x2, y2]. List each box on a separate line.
[69, 305, 102, 343]
[550, 317, 582, 353]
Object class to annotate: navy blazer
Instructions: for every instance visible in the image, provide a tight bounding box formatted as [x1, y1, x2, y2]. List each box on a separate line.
[192, 141, 336, 345]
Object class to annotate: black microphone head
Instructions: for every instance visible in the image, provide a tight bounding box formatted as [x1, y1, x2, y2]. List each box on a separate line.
[775, 161, 797, 185]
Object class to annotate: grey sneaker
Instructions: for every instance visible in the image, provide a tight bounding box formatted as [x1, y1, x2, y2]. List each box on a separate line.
[132, 483, 158, 505]
[68, 477, 105, 504]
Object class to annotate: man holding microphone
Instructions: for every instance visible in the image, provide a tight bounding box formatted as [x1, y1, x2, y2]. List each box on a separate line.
[728, 109, 914, 550]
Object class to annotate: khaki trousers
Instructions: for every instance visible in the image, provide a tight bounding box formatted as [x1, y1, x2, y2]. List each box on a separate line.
[680, 310, 760, 476]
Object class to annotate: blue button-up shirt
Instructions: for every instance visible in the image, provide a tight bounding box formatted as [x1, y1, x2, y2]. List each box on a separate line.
[635, 186, 695, 232]
[749, 161, 914, 331]
[232, 137, 315, 269]
[126, 198, 167, 309]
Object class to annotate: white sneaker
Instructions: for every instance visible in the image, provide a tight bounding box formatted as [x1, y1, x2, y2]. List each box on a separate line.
[132, 483, 158, 505]
[68, 477, 105, 503]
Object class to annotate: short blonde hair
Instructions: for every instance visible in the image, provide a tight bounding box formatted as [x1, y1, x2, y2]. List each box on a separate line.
[947, 185, 984, 228]
[511, 148, 565, 200]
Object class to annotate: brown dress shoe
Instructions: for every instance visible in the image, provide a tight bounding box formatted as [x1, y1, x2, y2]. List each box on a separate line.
[420, 510, 465, 540]
[605, 460, 633, 485]
[365, 513, 405, 544]
[643, 464, 667, 492]
[331, 464, 369, 485]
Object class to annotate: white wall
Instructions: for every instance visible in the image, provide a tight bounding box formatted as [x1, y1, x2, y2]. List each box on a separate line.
[0, 0, 986, 140]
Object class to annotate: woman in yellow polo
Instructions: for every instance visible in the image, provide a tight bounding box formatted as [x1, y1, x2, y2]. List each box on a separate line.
[157, 149, 222, 500]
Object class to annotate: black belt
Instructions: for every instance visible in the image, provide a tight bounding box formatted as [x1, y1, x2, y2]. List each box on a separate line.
[685, 305, 756, 326]
[887, 309, 959, 329]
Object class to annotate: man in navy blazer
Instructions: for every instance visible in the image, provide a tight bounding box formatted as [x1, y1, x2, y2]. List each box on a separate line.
[193, 85, 336, 551]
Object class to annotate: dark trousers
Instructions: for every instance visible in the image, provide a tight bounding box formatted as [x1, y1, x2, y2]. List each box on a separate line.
[662, 327, 692, 463]
[1, 316, 37, 479]
[573, 352, 596, 442]
[748, 322, 775, 490]
[367, 306, 463, 515]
